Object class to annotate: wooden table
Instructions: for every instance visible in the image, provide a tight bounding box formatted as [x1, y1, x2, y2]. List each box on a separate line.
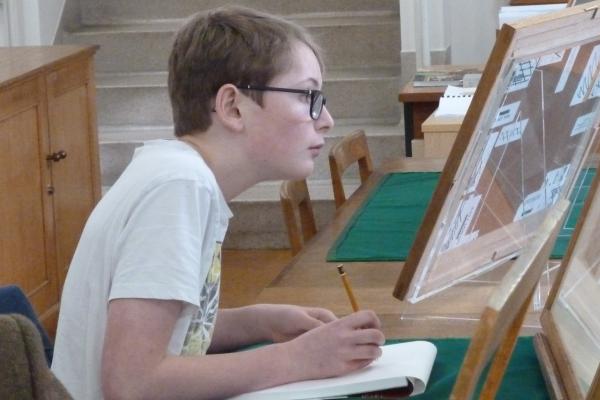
[257, 158, 546, 339]
[398, 83, 445, 157]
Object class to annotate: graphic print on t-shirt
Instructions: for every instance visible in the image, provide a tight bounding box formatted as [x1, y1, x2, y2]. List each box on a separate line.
[181, 242, 222, 355]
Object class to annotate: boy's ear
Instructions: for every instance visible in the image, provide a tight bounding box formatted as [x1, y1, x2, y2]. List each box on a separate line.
[213, 84, 244, 132]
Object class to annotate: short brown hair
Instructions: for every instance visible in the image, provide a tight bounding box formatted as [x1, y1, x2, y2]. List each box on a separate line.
[168, 6, 324, 137]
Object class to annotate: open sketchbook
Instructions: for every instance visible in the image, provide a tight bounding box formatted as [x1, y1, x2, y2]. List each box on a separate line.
[230, 341, 437, 400]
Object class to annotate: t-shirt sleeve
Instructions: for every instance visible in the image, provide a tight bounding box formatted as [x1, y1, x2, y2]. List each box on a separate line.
[109, 179, 212, 307]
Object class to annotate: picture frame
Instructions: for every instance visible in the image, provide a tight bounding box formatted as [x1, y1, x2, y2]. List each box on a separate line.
[452, 200, 568, 399]
[394, 2, 600, 303]
[534, 172, 600, 399]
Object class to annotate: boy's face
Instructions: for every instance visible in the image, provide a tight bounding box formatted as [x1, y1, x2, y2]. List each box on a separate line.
[242, 41, 334, 181]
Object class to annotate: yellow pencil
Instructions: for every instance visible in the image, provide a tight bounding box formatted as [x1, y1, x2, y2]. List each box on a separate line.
[336, 264, 360, 312]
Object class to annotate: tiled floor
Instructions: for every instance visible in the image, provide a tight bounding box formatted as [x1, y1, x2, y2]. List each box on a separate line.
[220, 249, 292, 308]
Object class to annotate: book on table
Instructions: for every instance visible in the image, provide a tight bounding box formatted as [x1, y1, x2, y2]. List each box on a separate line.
[412, 68, 481, 87]
[230, 341, 437, 400]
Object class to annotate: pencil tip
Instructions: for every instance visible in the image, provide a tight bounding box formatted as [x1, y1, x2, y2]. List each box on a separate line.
[336, 264, 344, 274]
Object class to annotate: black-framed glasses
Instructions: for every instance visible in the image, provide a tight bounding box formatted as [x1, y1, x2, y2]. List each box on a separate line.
[237, 84, 326, 120]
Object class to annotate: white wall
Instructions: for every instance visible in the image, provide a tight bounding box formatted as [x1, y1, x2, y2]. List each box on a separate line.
[3, 0, 64, 45]
[37, 0, 65, 45]
[0, 0, 9, 46]
[448, 0, 510, 65]
[400, 0, 510, 66]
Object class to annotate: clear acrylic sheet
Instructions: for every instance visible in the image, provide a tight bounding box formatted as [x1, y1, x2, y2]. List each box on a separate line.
[550, 177, 600, 396]
[408, 39, 600, 303]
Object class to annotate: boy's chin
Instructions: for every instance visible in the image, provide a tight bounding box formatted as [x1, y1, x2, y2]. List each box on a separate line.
[285, 164, 314, 181]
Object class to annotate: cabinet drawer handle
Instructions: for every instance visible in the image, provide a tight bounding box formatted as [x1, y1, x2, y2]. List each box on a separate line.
[46, 150, 68, 162]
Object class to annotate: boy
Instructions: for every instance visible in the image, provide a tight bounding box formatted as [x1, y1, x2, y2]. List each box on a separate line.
[52, 6, 384, 399]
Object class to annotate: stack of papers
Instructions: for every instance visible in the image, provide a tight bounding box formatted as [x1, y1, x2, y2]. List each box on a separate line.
[435, 86, 476, 116]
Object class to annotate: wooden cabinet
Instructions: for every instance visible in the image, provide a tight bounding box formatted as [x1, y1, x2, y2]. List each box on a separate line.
[0, 46, 101, 338]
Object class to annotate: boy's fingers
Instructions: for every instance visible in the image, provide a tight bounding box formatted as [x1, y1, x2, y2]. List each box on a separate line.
[341, 310, 382, 329]
[307, 307, 337, 323]
[351, 328, 386, 346]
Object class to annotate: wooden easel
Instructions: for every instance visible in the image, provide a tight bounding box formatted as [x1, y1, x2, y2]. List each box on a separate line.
[450, 200, 569, 399]
[394, 1, 600, 303]
[534, 171, 600, 399]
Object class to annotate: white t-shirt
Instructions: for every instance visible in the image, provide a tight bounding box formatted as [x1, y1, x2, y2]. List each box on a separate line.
[52, 140, 232, 399]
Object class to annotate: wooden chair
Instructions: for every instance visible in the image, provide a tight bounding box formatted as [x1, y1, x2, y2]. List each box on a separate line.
[450, 200, 569, 399]
[328, 129, 374, 209]
[280, 180, 317, 256]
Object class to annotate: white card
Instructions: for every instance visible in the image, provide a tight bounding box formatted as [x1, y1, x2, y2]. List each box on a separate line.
[495, 119, 529, 147]
[555, 46, 580, 94]
[492, 101, 521, 129]
[507, 59, 538, 93]
[571, 112, 595, 137]
[570, 44, 600, 106]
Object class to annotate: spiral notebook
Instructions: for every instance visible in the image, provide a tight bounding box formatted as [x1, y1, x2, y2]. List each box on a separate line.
[435, 86, 476, 116]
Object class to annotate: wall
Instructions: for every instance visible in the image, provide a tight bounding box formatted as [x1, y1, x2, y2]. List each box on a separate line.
[400, 0, 510, 67]
[2, 0, 65, 45]
[448, 0, 510, 65]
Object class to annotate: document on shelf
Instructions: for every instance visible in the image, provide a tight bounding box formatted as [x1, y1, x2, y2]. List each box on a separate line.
[229, 341, 437, 400]
[435, 86, 476, 116]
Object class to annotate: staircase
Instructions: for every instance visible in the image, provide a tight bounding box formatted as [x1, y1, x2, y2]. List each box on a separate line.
[60, 0, 404, 249]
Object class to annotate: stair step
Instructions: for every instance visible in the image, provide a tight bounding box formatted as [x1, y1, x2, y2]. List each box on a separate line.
[101, 178, 358, 250]
[225, 179, 360, 249]
[63, 13, 400, 72]
[95, 67, 401, 126]
[98, 124, 404, 188]
[81, 0, 399, 25]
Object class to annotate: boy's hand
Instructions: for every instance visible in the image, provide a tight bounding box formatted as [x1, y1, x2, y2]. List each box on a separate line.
[284, 310, 385, 380]
[257, 304, 337, 343]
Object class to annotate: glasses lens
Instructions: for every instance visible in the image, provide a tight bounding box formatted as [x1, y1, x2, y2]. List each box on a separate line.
[311, 92, 325, 120]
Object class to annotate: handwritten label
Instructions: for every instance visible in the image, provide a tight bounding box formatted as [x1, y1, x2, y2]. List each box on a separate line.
[467, 131, 498, 193]
[513, 165, 570, 221]
[571, 112, 595, 137]
[555, 46, 580, 94]
[443, 194, 481, 252]
[495, 119, 528, 147]
[570, 44, 600, 106]
[492, 101, 520, 129]
[507, 59, 538, 93]
[544, 165, 570, 205]
[514, 190, 545, 221]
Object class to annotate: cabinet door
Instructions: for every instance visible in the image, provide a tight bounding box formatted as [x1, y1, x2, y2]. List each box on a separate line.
[46, 57, 101, 291]
[0, 78, 60, 332]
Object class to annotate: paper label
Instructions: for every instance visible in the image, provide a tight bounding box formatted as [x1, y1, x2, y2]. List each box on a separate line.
[555, 46, 580, 94]
[467, 131, 498, 193]
[570, 44, 600, 106]
[495, 119, 528, 147]
[514, 189, 546, 221]
[492, 101, 521, 129]
[538, 50, 565, 67]
[513, 165, 570, 221]
[507, 59, 538, 93]
[571, 112, 595, 137]
[544, 164, 570, 205]
[443, 194, 481, 252]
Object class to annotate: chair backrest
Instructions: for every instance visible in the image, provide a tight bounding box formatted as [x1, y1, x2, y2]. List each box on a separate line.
[328, 129, 374, 209]
[450, 200, 569, 399]
[280, 179, 317, 255]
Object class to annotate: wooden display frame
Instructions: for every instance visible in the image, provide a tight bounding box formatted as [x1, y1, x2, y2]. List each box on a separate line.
[394, 2, 600, 303]
[534, 172, 600, 398]
[451, 200, 568, 399]
[569, 0, 598, 6]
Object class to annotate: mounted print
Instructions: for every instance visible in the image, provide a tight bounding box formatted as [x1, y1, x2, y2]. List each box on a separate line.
[394, 2, 600, 303]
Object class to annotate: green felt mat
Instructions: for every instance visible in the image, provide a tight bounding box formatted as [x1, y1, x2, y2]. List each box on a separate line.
[347, 336, 549, 399]
[327, 169, 596, 262]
